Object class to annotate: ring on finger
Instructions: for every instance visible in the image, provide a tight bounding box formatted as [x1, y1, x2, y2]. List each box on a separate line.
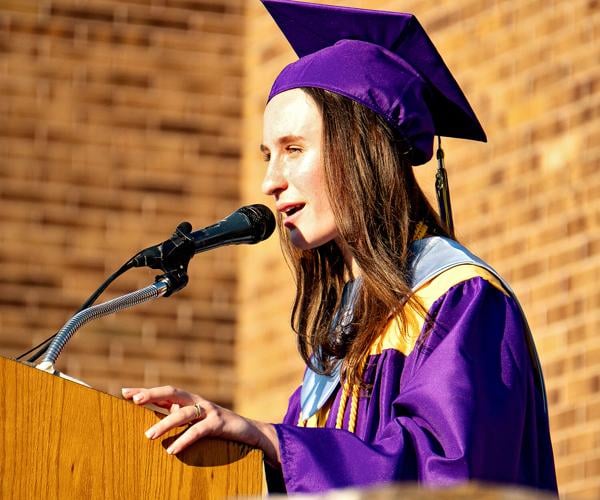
[192, 402, 205, 421]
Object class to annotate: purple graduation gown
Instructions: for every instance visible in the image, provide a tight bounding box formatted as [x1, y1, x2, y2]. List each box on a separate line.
[269, 275, 558, 494]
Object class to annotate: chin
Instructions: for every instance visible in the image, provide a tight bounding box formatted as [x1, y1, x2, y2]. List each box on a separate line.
[288, 228, 337, 251]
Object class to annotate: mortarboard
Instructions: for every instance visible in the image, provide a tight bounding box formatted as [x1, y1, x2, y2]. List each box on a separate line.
[261, 0, 486, 167]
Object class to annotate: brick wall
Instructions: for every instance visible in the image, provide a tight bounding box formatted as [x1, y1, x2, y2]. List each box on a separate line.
[1, 0, 598, 496]
[0, 0, 244, 406]
[239, 0, 599, 497]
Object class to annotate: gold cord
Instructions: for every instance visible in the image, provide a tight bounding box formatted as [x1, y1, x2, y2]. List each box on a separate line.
[335, 378, 350, 429]
[348, 380, 360, 433]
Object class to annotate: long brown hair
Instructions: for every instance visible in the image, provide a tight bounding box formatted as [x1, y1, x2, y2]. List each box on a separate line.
[279, 87, 450, 387]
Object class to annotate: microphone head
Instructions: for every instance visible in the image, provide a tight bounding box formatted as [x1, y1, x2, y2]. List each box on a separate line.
[238, 204, 277, 243]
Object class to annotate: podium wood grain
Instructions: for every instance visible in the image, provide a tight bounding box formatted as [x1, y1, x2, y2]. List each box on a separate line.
[0, 356, 264, 499]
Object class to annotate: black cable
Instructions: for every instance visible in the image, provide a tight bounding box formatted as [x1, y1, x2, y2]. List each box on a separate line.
[15, 258, 137, 363]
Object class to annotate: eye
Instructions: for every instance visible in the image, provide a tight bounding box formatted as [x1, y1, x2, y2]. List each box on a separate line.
[287, 145, 302, 154]
[260, 146, 271, 162]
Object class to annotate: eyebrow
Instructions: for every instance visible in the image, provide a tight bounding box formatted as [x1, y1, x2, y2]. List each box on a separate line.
[260, 135, 305, 152]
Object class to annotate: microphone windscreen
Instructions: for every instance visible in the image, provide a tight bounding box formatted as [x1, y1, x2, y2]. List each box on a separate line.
[238, 204, 276, 243]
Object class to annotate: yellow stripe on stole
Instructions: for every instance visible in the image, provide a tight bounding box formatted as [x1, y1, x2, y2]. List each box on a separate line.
[368, 264, 509, 357]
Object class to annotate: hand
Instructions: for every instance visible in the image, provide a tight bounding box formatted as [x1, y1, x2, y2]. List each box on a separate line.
[121, 386, 280, 466]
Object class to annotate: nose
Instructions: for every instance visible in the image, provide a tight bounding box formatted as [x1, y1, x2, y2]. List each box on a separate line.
[261, 159, 287, 197]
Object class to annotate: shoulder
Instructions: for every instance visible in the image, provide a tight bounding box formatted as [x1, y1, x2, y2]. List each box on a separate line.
[370, 264, 513, 357]
[416, 263, 509, 309]
[407, 236, 513, 317]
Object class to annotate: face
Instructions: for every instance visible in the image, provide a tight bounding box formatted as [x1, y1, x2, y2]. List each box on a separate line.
[261, 89, 338, 250]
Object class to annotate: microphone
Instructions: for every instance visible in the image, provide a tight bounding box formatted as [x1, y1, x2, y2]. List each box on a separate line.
[130, 204, 276, 271]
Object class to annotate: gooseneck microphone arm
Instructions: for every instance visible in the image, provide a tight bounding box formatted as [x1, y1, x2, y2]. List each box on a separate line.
[36, 277, 172, 375]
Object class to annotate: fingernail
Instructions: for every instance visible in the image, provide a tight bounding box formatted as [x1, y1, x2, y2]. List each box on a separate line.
[121, 388, 130, 396]
[133, 394, 143, 403]
[166, 445, 176, 455]
[145, 428, 156, 439]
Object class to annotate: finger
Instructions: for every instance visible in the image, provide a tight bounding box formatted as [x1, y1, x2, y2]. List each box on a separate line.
[121, 387, 143, 399]
[131, 386, 194, 406]
[121, 388, 172, 410]
[145, 404, 205, 440]
[169, 403, 181, 413]
[166, 421, 212, 455]
[121, 387, 153, 403]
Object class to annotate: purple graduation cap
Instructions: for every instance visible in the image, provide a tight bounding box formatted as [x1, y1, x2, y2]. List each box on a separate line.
[262, 0, 487, 166]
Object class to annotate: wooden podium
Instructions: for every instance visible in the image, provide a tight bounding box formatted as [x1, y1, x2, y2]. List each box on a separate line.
[0, 356, 264, 499]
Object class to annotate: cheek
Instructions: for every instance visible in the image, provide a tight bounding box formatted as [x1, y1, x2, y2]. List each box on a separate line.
[300, 155, 328, 201]
[290, 154, 336, 225]
[313, 188, 334, 217]
[307, 173, 337, 235]
[310, 169, 333, 216]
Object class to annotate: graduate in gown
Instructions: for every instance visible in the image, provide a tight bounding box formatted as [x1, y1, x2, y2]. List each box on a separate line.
[123, 0, 558, 495]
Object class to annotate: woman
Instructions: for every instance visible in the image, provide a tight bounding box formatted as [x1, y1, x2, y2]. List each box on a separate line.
[123, 0, 557, 494]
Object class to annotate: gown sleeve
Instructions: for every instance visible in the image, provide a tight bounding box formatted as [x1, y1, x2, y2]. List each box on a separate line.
[273, 277, 557, 494]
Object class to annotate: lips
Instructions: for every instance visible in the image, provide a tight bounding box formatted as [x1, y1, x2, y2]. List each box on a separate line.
[277, 203, 305, 224]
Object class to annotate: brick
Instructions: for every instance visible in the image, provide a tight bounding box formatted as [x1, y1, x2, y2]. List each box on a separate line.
[586, 398, 600, 422]
[551, 407, 581, 429]
[556, 458, 586, 485]
[562, 482, 600, 499]
[566, 428, 600, 456]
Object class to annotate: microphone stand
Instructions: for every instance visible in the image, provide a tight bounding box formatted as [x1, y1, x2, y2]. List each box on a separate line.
[34, 223, 195, 381]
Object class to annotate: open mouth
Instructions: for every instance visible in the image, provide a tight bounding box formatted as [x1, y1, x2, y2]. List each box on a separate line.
[282, 204, 305, 218]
